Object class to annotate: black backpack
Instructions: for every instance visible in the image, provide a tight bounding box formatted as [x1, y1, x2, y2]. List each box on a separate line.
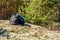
[9, 13, 25, 25]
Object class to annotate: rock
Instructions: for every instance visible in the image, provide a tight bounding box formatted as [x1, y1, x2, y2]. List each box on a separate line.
[0, 37, 7, 40]
[0, 20, 60, 40]
[8, 32, 17, 38]
[0, 29, 8, 37]
[2, 27, 14, 32]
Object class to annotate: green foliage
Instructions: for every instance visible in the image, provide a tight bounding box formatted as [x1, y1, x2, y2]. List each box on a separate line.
[18, 0, 60, 27]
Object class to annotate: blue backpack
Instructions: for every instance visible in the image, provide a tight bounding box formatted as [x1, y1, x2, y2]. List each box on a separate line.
[9, 13, 25, 25]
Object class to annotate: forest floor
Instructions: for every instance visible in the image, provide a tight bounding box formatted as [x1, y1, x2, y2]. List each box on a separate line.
[0, 20, 60, 40]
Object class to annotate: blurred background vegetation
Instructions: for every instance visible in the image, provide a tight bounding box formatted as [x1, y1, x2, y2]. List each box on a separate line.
[0, 0, 60, 30]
